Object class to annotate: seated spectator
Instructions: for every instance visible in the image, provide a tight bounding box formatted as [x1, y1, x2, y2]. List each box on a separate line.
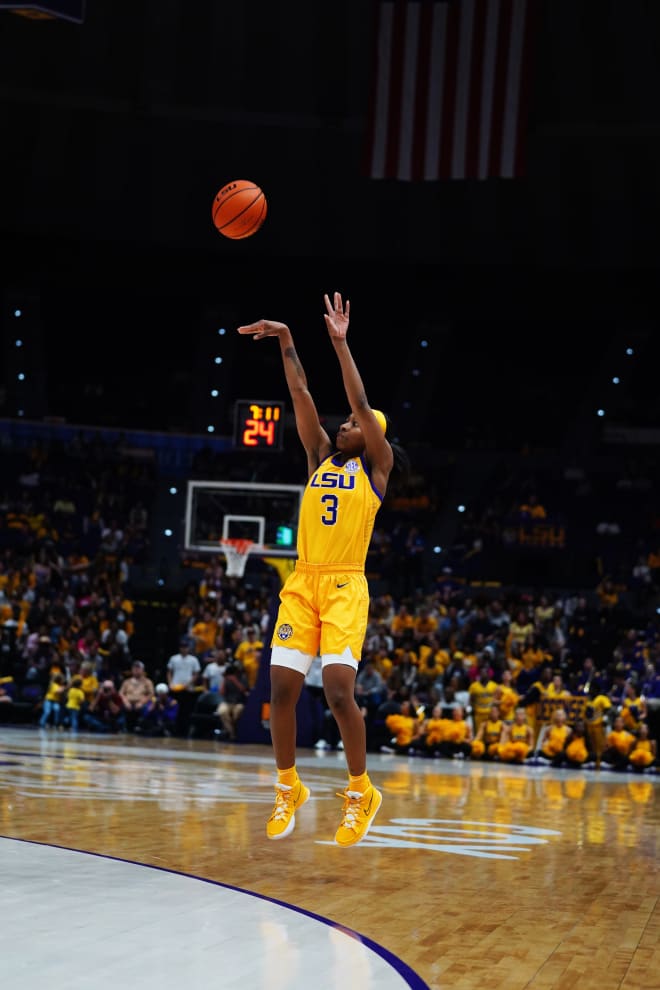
[138, 683, 178, 737]
[619, 681, 647, 735]
[436, 674, 471, 717]
[412, 603, 438, 642]
[84, 679, 126, 733]
[498, 707, 534, 764]
[383, 699, 425, 755]
[390, 604, 415, 642]
[508, 608, 535, 655]
[416, 636, 449, 689]
[564, 718, 592, 769]
[628, 723, 657, 773]
[436, 704, 473, 760]
[355, 659, 386, 719]
[537, 707, 571, 766]
[417, 702, 452, 758]
[601, 715, 636, 770]
[471, 703, 504, 760]
[216, 662, 250, 741]
[520, 634, 552, 677]
[119, 660, 155, 731]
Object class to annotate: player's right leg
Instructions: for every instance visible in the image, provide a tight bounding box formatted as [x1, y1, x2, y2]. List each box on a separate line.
[266, 657, 311, 839]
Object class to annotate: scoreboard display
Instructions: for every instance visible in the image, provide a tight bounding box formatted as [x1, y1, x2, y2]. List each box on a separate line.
[233, 400, 285, 451]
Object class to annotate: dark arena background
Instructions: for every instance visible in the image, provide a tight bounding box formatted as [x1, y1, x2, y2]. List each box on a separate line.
[0, 5, 659, 990]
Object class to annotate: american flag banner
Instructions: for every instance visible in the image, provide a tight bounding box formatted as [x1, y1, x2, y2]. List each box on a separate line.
[364, 0, 539, 181]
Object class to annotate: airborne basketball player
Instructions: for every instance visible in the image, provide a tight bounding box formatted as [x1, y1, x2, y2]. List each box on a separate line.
[237, 291, 409, 846]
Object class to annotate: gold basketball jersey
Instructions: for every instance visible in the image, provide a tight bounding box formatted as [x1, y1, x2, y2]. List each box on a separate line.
[297, 455, 382, 567]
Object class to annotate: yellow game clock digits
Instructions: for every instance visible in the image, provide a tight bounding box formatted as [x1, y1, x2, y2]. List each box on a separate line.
[233, 399, 285, 450]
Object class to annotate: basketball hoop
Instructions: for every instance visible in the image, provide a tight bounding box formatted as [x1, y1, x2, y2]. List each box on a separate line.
[219, 538, 254, 578]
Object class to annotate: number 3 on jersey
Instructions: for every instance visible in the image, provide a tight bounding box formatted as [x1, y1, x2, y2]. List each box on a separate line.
[321, 493, 338, 526]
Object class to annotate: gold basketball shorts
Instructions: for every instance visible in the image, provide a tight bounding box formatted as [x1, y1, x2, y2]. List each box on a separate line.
[271, 565, 369, 665]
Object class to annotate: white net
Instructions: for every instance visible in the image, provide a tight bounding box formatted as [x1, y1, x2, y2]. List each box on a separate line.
[220, 539, 254, 578]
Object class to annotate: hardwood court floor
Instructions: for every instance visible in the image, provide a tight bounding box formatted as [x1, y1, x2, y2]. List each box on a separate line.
[1, 726, 658, 990]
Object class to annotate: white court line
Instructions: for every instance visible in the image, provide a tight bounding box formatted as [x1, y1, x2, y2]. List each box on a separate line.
[1, 837, 428, 990]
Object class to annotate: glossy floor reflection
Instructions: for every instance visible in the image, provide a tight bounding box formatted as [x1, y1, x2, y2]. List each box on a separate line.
[1, 726, 658, 990]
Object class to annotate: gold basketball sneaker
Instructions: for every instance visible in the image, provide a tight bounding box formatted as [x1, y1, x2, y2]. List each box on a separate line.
[266, 779, 310, 840]
[334, 784, 382, 847]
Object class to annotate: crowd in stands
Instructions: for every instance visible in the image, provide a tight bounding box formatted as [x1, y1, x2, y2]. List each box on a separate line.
[0, 429, 659, 778]
[308, 584, 659, 773]
[449, 455, 660, 594]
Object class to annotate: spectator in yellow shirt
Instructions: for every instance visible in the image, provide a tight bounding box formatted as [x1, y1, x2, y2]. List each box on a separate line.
[39, 673, 66, 729]
[383, 699, 425, 755]
[498, 707, 534, 764]
[601, 715, 636, 770]
[79, 660, 100, 706]
[233, 626, 264, 689]
[537, 707, 571, 766]
[64, 676, 86, 734]
[628, 724, 656, 772]
[493, 669, 520, 723]
[390, 604, 415, 642]
[471, 703, 504, 760]
[468, 665, 499, 733]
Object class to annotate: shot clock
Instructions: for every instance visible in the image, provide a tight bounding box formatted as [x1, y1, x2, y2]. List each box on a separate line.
[233, 400, 285, 450]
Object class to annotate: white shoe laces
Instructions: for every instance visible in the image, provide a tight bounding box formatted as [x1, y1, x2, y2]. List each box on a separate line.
[271, 782, 294, 822]
[337, 789, 364, 831]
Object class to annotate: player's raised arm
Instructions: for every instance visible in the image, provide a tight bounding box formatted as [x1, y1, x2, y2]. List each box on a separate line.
[323, 292, 393, 490]
[236, 318, 332, 473]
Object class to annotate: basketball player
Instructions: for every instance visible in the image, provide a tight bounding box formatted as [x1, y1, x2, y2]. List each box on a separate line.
[237, 291, 409, 846]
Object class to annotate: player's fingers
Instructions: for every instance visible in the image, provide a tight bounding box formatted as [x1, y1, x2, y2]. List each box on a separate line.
[236, 322, 262, 335]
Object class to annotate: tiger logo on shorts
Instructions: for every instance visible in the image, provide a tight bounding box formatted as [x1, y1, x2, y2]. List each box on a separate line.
[276, 623, 293, 641]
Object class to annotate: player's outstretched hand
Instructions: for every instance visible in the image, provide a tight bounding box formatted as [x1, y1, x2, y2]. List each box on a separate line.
[323, 292, 350, 340]
[237, 319, 289, 339]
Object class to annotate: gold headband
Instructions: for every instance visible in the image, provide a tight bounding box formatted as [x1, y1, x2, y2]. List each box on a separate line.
[372, 409, 387, 435]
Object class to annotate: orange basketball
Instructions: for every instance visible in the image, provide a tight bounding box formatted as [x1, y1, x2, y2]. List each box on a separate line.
[211, 180, 267, 240]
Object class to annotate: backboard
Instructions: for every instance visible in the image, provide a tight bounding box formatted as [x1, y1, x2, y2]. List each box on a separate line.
[184, 480, 304, 559]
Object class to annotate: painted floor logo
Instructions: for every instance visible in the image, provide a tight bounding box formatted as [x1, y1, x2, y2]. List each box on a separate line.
[318, 819, 561, 859]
